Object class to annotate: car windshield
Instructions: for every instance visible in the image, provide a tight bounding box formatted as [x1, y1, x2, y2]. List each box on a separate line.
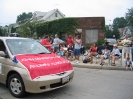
[6, 39, 50, 55]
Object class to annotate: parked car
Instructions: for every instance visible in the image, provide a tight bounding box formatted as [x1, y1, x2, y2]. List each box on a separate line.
[0, 37, 74, 98]
[105, 38, 117, 46]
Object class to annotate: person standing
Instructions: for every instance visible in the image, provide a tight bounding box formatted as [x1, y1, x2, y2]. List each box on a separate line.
[121, 35, 131, 61]
[38, 37, 42, 43]
[131, 36, 133, 65]
[53, 34, 60, 53]
[74, 35, 82, 64]
[50, 35, 54, 44]
[41, 35, 53, 53]
[67, 35, 74, 46]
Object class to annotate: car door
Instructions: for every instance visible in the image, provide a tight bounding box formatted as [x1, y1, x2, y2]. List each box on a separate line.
[0, 40, 6, 83]
[0, 54, 6, 84]
[0, 39, 17, 84]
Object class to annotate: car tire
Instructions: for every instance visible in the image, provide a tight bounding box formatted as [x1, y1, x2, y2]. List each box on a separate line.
[8, 74, 27, 98]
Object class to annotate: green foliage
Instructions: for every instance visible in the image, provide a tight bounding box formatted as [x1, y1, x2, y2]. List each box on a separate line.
[107, 17, 126, 39]
[105, 7, 133, 39]
[16, 21, 36, 37]
[125, 7, 133, 26]
[0, 28, 7, 36]
[0, 28, 2, 36]
[36, 18, 79, 37]
[101, 19, 106, 31]
[96, 39, 104, 46]
[16, 12, 33, 23]
[105, 25, 113, 38]
[85, 46, 90, 50]
[112, 28, 120, 39]
[105, 17, 124, 39]
[11, 27, 16, 33]
[112, 17, 127, 28]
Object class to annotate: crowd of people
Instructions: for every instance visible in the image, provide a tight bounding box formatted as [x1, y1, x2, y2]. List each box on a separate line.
[38, 34, 133, 71]
[88, 35, 133, 71]
[122, 35, 133, 71]
[38, 34, 84, 64]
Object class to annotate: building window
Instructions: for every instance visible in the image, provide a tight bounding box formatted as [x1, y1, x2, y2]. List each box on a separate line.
[75, 29, 82, 33]
[55, 13, 58, 17]
[85, 30, 98, 43]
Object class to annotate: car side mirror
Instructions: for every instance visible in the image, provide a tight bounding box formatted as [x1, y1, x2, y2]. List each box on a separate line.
[0, 51, 10, 58]
[0, 51, 5, 57]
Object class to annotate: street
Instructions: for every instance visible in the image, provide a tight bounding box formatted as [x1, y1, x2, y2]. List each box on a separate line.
[0, 67, 133, 99]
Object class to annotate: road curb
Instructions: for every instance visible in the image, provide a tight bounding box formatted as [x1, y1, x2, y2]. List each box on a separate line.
[72, 63, 125, 70]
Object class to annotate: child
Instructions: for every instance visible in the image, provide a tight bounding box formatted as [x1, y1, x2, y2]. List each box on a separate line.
[59, 44, 64, 57]
[125, 57, 133, 71]
[100, 46, 110, 65]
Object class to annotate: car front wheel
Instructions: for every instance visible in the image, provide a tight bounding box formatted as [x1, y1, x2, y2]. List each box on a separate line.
[8, 74, 27, 98]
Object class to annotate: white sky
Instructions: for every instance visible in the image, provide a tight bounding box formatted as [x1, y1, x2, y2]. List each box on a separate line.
[0, 0, 133, 26]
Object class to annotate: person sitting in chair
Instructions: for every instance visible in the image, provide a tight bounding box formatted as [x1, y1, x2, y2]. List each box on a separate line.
[111, 44, 121, 66]
[88, 43, 98, 64]
[125, 57, 132, 71]
[100, 46, 110, 65]
[65, 44, 74, 60]
[59, 43, 67, 57]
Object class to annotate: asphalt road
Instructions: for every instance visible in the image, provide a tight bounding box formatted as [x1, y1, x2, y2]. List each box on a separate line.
[0, 67, 133, 99]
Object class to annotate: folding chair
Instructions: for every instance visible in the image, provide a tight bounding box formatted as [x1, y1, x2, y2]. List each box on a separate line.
[83, 50, 99, 64]
[110, 49, 122, 66]
[96, 45, 105, 64]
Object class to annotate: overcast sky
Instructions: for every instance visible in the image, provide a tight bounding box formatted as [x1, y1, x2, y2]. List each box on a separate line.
[0, 0, 132, 26]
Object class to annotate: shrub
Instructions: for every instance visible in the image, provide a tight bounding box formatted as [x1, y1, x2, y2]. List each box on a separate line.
[96, 39, 104, 46]
[85, 46, 90, 50]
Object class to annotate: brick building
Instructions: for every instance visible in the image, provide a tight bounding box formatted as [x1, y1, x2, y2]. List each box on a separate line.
[75, 17, 105, 46]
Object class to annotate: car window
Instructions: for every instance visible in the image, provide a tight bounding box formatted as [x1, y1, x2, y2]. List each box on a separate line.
[6, 39, 50, 55]
[0, 40, 6, 52]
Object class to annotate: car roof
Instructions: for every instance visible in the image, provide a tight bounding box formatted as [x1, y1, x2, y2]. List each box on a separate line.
[105, 38, 116, 41]
[0, 37, 30, 40]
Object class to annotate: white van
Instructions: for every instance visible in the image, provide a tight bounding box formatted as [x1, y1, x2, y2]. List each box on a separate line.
[105, 38, 117, 46]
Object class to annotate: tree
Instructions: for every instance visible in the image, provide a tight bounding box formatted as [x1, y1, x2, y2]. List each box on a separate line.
[11, 27, 16, 33]
[112, 28, 120, 39]
[112, 17, 127, 29]
[105, 25, 113, 38]
[125, 7, 133, 26]
[16, 12, 33, 23]
[0, 28, 7, 36]
[0, 28, 2, 36]
[16, 21, 36, 37]
[110, 17, 127, 39]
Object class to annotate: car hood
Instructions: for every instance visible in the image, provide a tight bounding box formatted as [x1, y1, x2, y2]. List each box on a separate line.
[15, 54, 73, 80]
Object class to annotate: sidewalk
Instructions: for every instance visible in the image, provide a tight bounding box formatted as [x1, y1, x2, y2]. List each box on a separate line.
[70, 55, 126, 71]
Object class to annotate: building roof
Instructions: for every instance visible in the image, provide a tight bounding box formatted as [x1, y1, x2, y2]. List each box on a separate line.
[33, 11, 47, 17]
[32, 9, 65, 21]
[127, 26, 133, 31]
